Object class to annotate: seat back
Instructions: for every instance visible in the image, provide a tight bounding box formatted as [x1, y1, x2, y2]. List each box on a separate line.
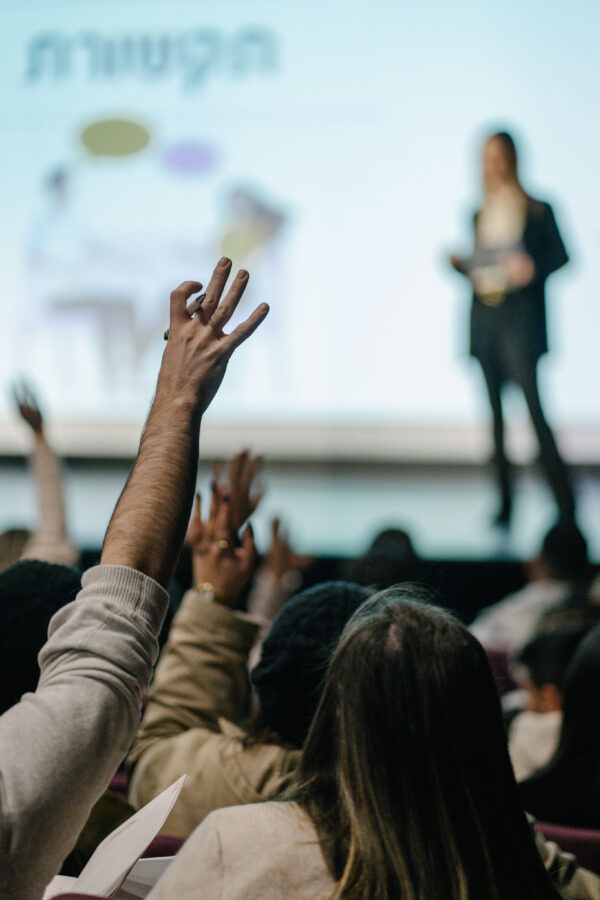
[535, 821, 600, 876]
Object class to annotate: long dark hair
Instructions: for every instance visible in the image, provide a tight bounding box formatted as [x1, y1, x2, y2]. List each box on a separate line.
[292, 586, 561, 900]
[518, 624, 600, 827]
[483, 130, 531, 202]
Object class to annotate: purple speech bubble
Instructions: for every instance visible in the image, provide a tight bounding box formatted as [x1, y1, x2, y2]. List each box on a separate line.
[162, 141, 217, 174]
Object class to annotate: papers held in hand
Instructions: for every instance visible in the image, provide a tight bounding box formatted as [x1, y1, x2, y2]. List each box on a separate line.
[43, 775, 186, 899]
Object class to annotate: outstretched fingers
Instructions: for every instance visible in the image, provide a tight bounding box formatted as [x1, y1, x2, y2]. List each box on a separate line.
[209, 269, 249, 332]
[224, 302, 270, 354]
[200, 257, 233, 319]
[238, 523, 257, 574]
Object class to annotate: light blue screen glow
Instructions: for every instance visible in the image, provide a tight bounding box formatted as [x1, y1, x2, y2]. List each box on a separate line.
[1, 0, 598, 444]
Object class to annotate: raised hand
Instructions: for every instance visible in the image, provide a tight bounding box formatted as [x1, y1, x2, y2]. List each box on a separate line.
[212, 451, 263, 533]
[101, 259, 268, 589]
[13, 381, 43, 434]
[158, 258, 269, 416]
[265, 517, 312, 580]
[187, 490, 256, 606]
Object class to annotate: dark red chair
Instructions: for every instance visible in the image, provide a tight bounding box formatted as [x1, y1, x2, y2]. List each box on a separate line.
[535, 821, 600, 876]
[108, 769, 129, 802]
[486, 648, 517, 695]
[141, 832, 185, 857]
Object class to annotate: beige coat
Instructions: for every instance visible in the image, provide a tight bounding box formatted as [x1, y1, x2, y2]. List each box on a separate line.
[146, 801, 600, 900]
[128, 591, 300, 837]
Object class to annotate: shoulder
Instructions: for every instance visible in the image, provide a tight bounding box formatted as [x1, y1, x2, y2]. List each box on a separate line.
[151, 802, 332, 899]
[202, 801, 322, 867]
[206, 800, 315, 844]
[526, 198, 555, 221]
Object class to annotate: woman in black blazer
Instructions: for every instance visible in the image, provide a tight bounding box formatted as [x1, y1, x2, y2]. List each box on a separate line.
[451, 132, 574, 527]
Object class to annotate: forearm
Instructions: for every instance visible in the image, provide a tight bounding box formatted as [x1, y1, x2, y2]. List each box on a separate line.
[130, 592, 258, 766]
[20, 431, 78, 566]
[0, 565, 169, 900]
[102, 386, 200, 589]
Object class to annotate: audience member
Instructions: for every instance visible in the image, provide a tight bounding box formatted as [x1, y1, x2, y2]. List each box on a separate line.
[350, 526, 420, 588]
[146, 586, 599, 900]
[0, 383, 78, 571]
[0, 560, 81, 714]
[518, 624, 600, 828]
[0, 259, 268, 899]
[127, 480, 370, 837]
[470, 519, 590, 652]
[508, 623, 592, 780]
[535, 588, 600, 635]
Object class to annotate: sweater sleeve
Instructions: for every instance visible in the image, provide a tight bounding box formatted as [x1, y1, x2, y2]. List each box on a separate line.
[0, 564, 168, 900]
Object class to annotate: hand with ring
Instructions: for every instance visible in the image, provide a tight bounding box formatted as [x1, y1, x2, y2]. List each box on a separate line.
[186, 487, 256, 607]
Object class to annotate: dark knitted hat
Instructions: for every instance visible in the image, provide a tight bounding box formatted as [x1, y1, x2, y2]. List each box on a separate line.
[0, 560, 81, 713]
[251, 581, 371, 747]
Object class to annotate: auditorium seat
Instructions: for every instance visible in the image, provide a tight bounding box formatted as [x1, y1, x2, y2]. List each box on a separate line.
[535, 821, 600, 876]
[108, 769, 129, 801]
[486, 648, 517, 695]
[141, 833, 185, 857]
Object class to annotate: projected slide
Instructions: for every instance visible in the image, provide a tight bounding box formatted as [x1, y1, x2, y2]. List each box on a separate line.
[1, 1, 598, 448]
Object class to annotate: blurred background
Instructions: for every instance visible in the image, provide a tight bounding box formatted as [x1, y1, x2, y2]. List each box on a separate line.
[1, 0, 598, 559]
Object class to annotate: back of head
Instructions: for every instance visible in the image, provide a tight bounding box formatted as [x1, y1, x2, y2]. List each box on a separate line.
[251, 581, 371, 747]
[350, 528, 419, 588]
[0, 560, 81, 713]
[517, 624, 600, 827]
[540, 520, 589, 581]
[517, 623, 592, 694]
[296, 585, 560, 900]
[554, 623, 600, 756]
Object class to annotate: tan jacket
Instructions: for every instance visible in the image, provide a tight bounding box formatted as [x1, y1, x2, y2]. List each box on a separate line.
[128, 590, 300, 837]
[146, 801, 600, 900]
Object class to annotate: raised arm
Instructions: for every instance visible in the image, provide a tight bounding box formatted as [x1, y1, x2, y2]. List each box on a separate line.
[0, 259, 268, 899]
[102, 260, 268, 587]
[13, 382, 78, 567]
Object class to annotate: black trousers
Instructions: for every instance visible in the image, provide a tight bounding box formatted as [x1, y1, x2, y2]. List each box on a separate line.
[478, 347, 575, 519]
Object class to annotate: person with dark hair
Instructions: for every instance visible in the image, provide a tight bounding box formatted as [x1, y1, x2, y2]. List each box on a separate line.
[349, 526, 420, 588]
[127, 480, 370, 838]
[0, 258, 268, 899]
[508, 623, 592, 780]
[470, 519, 590, 653]
[450, 130, 574, 527]
[518, 624, 600, 828]
[146, 586, 600, 900]
[0, 560, 81, 714]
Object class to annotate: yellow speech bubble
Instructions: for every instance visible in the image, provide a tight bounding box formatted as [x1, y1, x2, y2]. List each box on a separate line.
[80, 118, 151, 157]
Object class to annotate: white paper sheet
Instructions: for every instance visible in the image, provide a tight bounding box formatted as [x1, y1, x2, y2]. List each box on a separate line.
[43, 775, 185, 899]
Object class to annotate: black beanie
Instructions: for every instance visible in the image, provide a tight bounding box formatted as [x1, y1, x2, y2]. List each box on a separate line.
[0, 560, 81, 714]
[251, 581, 371, 747]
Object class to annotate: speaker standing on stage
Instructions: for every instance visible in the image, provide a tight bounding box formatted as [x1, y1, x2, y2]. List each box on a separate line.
[450, 131, 575, 527]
